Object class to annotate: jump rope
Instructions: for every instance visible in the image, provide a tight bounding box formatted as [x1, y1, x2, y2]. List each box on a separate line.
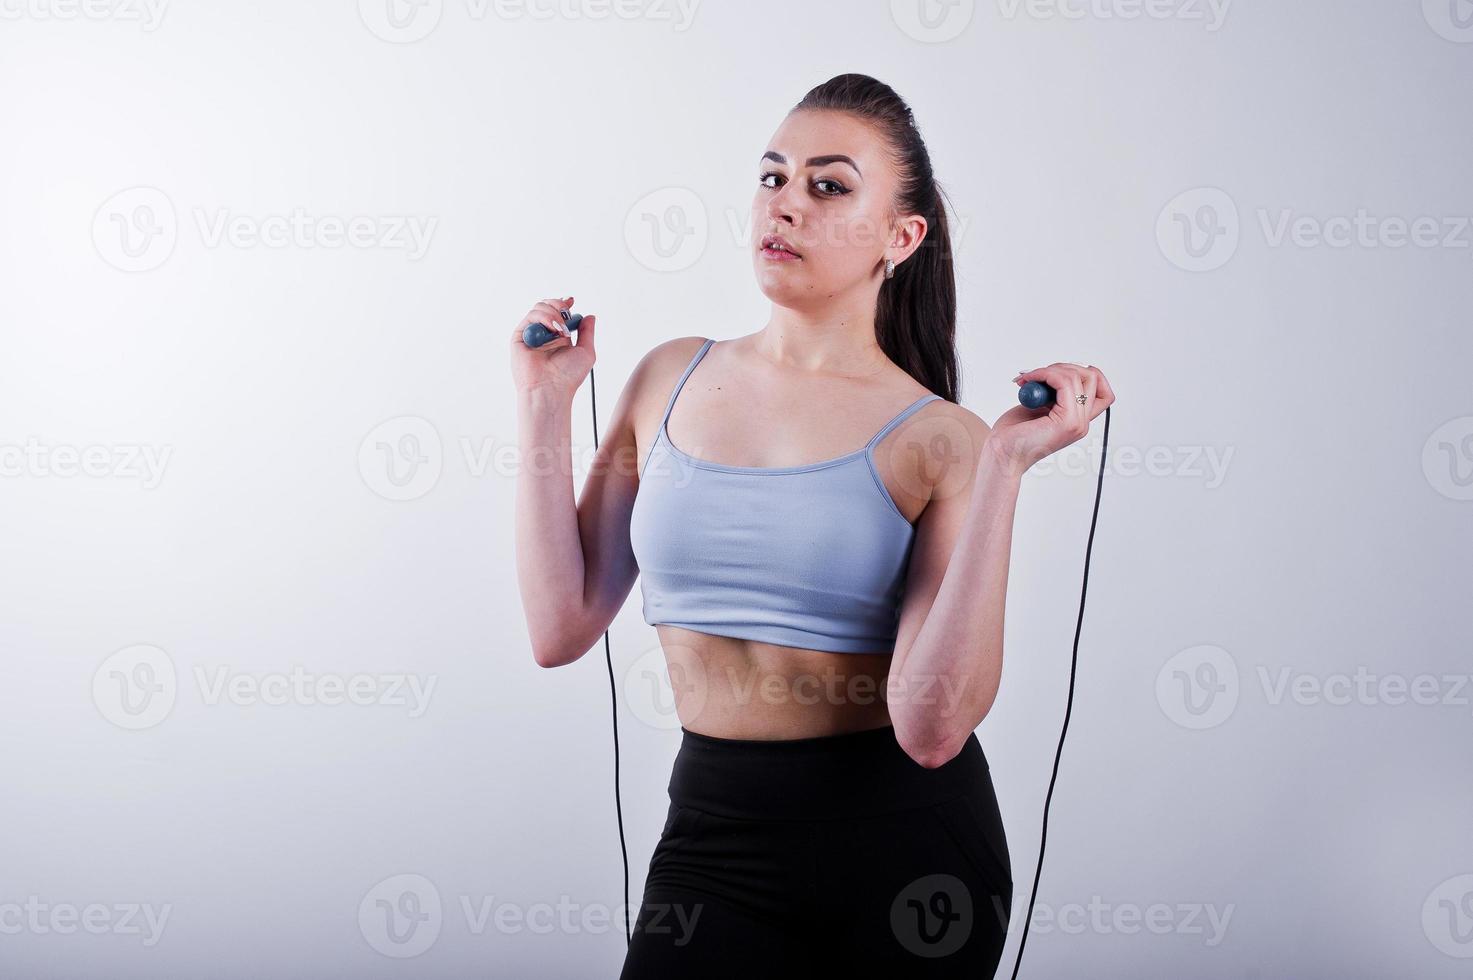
[524, 311, 1110, 977]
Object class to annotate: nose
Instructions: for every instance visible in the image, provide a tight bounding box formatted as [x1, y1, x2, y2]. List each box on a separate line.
[764, 181, 800, 227]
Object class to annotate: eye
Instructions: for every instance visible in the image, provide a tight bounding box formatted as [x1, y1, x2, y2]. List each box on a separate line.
[758, 172, 851, 196]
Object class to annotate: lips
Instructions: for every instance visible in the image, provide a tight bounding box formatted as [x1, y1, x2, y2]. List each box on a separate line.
[760, 233, 802, 258]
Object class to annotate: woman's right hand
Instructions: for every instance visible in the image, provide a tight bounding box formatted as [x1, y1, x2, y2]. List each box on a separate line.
[509, 295, 596, 400]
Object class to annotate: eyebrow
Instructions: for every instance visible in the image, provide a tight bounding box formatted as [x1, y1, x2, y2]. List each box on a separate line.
[761, 151, 862, 178]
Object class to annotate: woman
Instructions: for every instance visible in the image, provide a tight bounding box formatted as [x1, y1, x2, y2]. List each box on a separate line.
[512, 73, 1115, 977]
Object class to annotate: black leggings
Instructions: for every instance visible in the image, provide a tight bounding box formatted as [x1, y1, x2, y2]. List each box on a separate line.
[618, 723, 1013, 979]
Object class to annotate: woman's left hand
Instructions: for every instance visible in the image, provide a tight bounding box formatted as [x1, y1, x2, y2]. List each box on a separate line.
[986, 362, 1116, 476]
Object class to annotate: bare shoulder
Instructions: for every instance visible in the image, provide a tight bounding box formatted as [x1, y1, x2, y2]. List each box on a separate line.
[624, 334, 704, 392]
[640, 335, 711, 375]
[907, 395, 994, 499]
[922, 396, 992, 449]
[617, 336, 712, 454]
[627, 335, 710, 405]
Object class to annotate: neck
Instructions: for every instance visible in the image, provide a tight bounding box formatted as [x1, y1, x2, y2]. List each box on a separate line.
[756, 295, 886, 376]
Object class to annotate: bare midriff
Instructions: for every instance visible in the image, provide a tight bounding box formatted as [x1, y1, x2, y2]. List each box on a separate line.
[655, 624, 895, 740]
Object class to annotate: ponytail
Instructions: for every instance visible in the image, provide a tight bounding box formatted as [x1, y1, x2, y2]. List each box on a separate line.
[793, 74, 960, 402]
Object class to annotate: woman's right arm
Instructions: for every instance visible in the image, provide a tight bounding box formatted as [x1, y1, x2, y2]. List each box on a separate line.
[509, 297, 679, 668]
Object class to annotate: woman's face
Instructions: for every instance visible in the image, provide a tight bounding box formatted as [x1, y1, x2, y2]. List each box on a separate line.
[751, 109, 925, 310]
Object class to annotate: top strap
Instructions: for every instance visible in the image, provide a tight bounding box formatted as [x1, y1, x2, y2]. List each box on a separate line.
[865, 393, 943, 451]
[660, 337, 716, 429]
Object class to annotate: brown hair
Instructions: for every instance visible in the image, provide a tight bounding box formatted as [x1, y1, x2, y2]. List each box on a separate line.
[793, 73, 960, 402]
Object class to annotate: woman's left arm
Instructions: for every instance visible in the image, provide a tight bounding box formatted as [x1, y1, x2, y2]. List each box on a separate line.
[888, 363, 1116, 768]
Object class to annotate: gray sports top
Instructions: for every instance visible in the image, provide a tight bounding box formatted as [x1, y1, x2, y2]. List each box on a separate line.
[629, 338, 942, 655]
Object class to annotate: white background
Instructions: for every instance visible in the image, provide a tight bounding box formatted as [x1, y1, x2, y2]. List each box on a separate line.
[2, 0, 1470, 977]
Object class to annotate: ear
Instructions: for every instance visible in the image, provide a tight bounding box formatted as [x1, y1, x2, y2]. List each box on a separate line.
[887, 212, 929, 269]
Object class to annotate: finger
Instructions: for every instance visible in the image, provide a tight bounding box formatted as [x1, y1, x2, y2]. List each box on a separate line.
[1021, 364, 1088, 431]
[539, 300, 573, 332]
[512, 312, 548, 345]
[577, 313, 596, 358]
[1085, 365, 1116, 414]
[1061, 366, 1093, 428]
[1056, 369, 1088, 433]
[526, 302, 572, 336]
[1014, 362, 1078, 385]
[1016, 364, 1084, 399]
[515, 306, 573, 348]
[511, 322, 570, 350]
[1079, 368, 1099, 426]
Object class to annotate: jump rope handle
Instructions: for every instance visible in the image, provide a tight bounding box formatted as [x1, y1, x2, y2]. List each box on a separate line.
[1018, 379, 1056, 409]
[523, 311, 585, 348]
